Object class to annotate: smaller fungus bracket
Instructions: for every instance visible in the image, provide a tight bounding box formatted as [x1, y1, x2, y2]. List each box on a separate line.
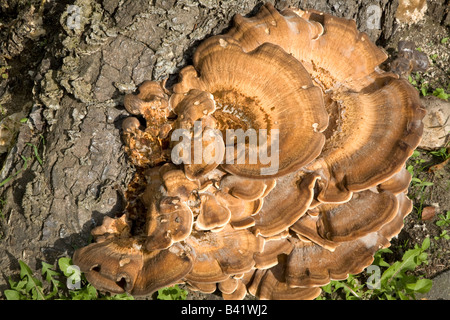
[299, 76, 426, 204]
[252, 171, 321, 237]
[184, 225, 262, 283]
[249, 257, 322, 300]
[73, 238, 195, 296]
[284, 191, 413, 288]
[227, 3, 388, 91]
[196, 192, 232, 231]
[377, 167, 412, 195]
[121, 80, 174, 167]
[285, 233, 387, 288]
[291, 189, 399, 248]
[144, 199, 194, 251]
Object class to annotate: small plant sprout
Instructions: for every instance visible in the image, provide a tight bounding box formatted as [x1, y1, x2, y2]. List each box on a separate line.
[434, 230, 450, 241]
[432, 88, 449, 101]
[317, 238, 433, 300]
[3, 258, 134, 300]
[408, 73, 430, 97]
[0, 198, 5, 221]
[429, 148, 450, 161]
[429, 53, 438, 63]
[406, 151, 435, 218]
[157, 284, 188, 300]
[436, 211, 450, 228]
[0, 135, 45, 187]
[0, 65, 10, 80]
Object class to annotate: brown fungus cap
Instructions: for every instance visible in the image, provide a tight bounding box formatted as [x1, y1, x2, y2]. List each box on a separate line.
[123, 80, 171, 124]
[218, 2, 425, 204]
[377, 167, 412, 195]
[221, 280, 248, 300]
[196, 192, 231, 231]
[72, 239, 194, 296]
[172, 89, 216, 125]
[378, 192, 413, 241]
[144, 199, 193, 251]
[249, 257, 322, 300]
[289, 215, 340, 252]
[292, 190, 399, 246]
[253, 238, 294, 269]
[184, 225, 261, 283]
[90, 214, 131, 241]
[186, 281, 217, 294]
[160, 166, 200, 200]
[298, 77, 425, 204]
[138, 165, 197, 250]
[218, 277, 239, 295]
[219, 175, 274, 201]
[121, 117, 170, 167]
[252, 172, 321, 237]
[285, 234, 388, 288]
[285, 193, 412, 288]
[171, 36, 328, 179]
[214, 190, 262, 230]
[227, 3, 388, 91]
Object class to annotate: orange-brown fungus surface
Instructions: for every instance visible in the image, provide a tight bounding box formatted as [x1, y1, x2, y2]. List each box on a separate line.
[73, 3, 425, 300]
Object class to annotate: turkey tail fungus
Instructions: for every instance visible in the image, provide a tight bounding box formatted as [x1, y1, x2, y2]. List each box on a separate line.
[73, 3, 425, 300]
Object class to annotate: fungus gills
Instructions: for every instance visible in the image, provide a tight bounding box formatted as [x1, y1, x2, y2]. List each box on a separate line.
[73, 3, 425, 300]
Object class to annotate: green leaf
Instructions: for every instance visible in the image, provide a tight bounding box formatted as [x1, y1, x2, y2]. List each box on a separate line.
[26, 143, 43, 166]
[441, 37, 449, 44]
[8, 277, 19, 290]
[384, 293, 396, 300]
[58, 257, 73, 276]
[406, 165, 414, 176]
[157, 285, 188, 300]
[19, 261, 41, 286]
[108, 292, 134, 300]
[382, 253, 416, 285]
[373, 248, 393, 267]
[17, 260, 46, 300]
[4, 289, 23, 300]
[42, 262, 61, 281]
[421, 237, 430, 250]
[321, 283, 332, 294]
[398, 291, 410, 300]
[406, 279, 432, 293]
[401, 249, 423, 271]
[433, 88, 449, 100]
[42, 262, 62, 299]
[421, 86, 428, 96]
[70, 284, 98, 300]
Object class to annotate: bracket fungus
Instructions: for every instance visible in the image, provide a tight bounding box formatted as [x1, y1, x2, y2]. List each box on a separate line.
[73, 3, 425, 300]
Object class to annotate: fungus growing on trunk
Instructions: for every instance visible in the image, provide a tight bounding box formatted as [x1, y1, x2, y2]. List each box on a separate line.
[73, 3, 425, 300]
